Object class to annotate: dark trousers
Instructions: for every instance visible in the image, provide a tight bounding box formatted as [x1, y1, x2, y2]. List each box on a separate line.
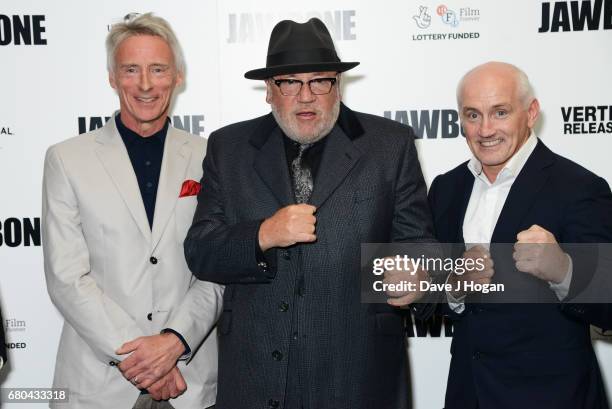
[132, 395, 175, 409]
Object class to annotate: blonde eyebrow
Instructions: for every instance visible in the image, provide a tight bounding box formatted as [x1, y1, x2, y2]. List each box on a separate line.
[491, 104, 511, 110]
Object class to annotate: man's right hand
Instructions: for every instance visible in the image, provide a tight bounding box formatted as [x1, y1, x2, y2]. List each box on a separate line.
[448, 245, 494, 299]
[258, 204, 317, 251]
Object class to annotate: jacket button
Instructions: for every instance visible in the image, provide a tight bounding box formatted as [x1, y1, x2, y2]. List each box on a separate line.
[272, 350, 283, 361]
[109, 361, 117, 366]
[268, 399, 280, 408]
[257, 261, 268, 272]
[147, 313, 153, 321]
[282, 250, 291, 260]
[279, 301, 289, 312]
[473, 351, 481, 360]
[150, 256, 158, 264]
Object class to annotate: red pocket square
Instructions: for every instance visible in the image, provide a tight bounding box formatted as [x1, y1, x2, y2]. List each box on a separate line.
[179, 179, 201, 198]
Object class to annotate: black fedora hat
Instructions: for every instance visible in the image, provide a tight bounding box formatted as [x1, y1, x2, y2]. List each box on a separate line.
[244, 18, 359, 80]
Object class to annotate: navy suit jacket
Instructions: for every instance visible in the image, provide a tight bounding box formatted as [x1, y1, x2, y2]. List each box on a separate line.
[428, 140, 612, 409]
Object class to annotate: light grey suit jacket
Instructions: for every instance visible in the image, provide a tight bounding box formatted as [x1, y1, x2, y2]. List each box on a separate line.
[42, 114, 222, 408]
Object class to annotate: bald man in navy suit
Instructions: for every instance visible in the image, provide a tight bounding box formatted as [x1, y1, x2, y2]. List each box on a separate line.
[429, 62, 612, 409]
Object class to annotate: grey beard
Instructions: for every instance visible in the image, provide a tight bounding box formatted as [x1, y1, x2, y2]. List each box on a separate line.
[271, 100, 340, 144]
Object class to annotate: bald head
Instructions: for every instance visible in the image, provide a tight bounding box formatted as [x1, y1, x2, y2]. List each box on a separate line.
[456, 61, 540, 182]
[457, 62, 534, 110]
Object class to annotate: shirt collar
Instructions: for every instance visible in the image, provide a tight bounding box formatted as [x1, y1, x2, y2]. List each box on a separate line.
[115, 113, 169, 147]
[283, 132, 328, 152]
[467, 131, 538, 185]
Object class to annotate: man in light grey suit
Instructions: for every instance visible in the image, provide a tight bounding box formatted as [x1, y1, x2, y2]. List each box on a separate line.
[42, 13, 222, 409]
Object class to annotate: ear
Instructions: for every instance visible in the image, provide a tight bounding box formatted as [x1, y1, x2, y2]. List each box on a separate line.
[175, 70, 184, 88]
[265, 80, 273, 104]
[336, 73, 342, 99]
[109, 71, 117, 90]
[526, 98, 540, 129]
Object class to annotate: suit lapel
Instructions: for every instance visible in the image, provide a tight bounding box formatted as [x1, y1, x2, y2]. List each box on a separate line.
[491, 140, 555, 243]
[456, 166, 474, 243]
[253, 126, 294, 207]
[151, 127, 191, 250]
[310, 125, 363, 209]
[95, 115, 152, 242]
[250, 105, 365, 208]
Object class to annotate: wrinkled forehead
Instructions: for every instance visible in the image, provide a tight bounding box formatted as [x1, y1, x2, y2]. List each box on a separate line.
[461, 71, 520, 108]
[115, 34, 174, 62]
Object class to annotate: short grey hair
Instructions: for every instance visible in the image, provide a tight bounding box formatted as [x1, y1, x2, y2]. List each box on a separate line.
[106, 13, 185, 74]
[456, 61, 535, 109]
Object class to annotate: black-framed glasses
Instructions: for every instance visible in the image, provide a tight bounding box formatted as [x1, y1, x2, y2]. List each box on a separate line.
[272, 77, 338, 96]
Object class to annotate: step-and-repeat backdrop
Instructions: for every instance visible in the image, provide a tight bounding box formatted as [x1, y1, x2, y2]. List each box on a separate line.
[1, 0, 611, 407]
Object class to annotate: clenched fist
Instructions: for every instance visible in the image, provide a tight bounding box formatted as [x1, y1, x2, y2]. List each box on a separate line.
[513, 224, 570, 284]
[258, 204, 317, 251]
[382, 257, 431, 307]
[448, 245, 494, 299]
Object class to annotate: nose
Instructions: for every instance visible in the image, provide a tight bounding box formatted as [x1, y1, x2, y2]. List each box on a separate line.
[296, 82, 316, 103]
[138, 70, 152, 91]
[478, 116, 495, 138]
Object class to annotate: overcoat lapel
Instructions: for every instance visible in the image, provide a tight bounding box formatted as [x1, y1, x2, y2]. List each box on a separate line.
[250, 104, 366, 209]
[252, 126, 294, 207]
[310, 125, 362, 209]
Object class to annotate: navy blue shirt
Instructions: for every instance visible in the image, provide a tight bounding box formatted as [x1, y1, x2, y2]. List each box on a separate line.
[115, 114, 168, 228]
[115, 115, 190, 387]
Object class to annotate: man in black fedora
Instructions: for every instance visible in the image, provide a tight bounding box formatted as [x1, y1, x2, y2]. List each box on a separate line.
[185, 18, 436, 409]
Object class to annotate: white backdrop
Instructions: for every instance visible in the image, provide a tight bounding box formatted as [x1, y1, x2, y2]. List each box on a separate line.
[1, 1, 611, 408]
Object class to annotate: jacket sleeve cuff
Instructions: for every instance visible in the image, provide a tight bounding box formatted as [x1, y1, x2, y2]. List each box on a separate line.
[161, 328, 191, 361]
[549, 254, 572, 301]
[255, 220, 278, 280]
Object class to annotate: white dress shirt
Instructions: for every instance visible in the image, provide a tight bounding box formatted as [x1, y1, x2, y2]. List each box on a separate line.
[448, 133, 572, 312]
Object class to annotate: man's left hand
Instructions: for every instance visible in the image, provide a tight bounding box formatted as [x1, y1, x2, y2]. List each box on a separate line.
[514, 224, 569, 283]
[148, 366, 187, 401]
[117, 333, 185, 389]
